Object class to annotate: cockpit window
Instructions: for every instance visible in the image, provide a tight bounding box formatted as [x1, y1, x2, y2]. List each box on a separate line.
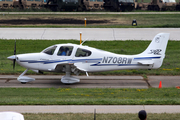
[57, 46, 73, 56]
[43, 46, 57, 55]
[75, 48, 92, 57]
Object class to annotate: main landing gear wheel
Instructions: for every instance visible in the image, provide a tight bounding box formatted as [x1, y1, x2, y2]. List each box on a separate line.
[61, 65, 80, 84]
[21, 82, 27, 84]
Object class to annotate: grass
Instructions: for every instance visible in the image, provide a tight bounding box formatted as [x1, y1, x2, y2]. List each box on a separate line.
[23, 113, 180, 120]
[0, 14, 180, 28]
[0, 88, 180, 105]
[0, 40, 180, 75]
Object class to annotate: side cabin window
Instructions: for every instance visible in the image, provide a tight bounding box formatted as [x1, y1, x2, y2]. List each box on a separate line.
[75, 48, 92, 57]
[43, 46, 57, 55]
[57, 46, 73, 56]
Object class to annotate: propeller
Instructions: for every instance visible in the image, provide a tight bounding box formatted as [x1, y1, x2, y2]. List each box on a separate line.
[13, 41, 16, 70]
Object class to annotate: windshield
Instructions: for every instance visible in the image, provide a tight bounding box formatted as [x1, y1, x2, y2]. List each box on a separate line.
[43, 46, 57, 55]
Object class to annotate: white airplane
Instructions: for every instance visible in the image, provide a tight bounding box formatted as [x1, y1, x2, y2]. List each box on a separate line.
[8, 33, 170, 84]
[0, 112, 24, 120]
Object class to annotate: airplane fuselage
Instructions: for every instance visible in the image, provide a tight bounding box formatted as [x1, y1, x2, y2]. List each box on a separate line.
[14, 43, 162, 73]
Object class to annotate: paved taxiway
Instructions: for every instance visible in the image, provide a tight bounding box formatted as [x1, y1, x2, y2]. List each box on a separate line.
[0, 28, 180, 40]
[1, 105, 180, 113]
[0, 75, 179, 88]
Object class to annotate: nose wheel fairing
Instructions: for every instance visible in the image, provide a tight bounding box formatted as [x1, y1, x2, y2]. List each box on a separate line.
[17, 69, 35, 83]
[61, 76, 80, 84]
[18, 76, 35, 83]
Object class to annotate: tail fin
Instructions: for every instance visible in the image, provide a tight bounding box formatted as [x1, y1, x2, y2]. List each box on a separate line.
[140, 33, 170, 56]
[138, 33, 170, 68]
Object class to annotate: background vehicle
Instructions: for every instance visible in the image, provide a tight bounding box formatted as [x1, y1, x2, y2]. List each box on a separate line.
[136, 0, 150, 10]
[0, 0, 14, 9]
[78, 0, 104, 11]
[176, 0, 180, 10]
[25, 0, 43, 9]
[148, 0, 176, 11]
[103, 0, 135, 11]
[46, 0, 79, 11]
[13, 0, 43, 9]
[136, 0, 177, 11]
[0, 0, 179, 11]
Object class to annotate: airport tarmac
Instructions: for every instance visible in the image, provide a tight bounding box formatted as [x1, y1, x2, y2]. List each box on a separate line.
[0, 75, 179, 88]
[0, 28, 180, 40]
[1, 105, 180, 114]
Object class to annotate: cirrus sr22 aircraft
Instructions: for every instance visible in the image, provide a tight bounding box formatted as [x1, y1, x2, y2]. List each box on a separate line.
[8, 33, 170, 84]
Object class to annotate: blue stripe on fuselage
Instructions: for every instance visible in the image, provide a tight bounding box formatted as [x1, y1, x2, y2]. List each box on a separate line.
[134, 56, 161, 60]
[20, 58, 102, 64]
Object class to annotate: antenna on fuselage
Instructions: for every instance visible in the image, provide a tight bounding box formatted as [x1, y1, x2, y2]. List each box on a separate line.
[80, 38, 88, 46]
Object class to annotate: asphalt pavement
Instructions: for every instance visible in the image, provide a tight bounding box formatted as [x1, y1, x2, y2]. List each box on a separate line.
[0, 75, 179, 88]
[0, 105, 180, 113]
[0, 28, 180, 40]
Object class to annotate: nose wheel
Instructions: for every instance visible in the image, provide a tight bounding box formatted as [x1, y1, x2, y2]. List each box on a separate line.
[17, 69, 35, 83]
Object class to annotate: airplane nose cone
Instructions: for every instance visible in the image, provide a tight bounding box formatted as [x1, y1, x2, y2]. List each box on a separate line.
[7, 55, 16, 61]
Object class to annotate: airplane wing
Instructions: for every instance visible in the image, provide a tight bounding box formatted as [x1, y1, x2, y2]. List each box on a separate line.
[73, 65, 87, 72]
[55, 63, 87, 75]
[137, 60, 154, 65]
[55, 63, 72, 72]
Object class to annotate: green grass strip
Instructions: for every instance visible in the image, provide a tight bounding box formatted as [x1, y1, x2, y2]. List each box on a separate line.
[0, 88, 180, 105]
[23, 113, 180, 120]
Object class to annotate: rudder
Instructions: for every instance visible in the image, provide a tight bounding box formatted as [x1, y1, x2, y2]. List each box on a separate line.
[138, 33, 170, 69]
[140, 33, 170, 57]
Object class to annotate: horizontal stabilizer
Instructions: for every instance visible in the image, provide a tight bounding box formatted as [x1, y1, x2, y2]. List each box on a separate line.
[138, 61, 154, 65]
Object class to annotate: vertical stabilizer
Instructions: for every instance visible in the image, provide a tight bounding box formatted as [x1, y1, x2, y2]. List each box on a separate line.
[140, 33, 170, 57]
[139, 33, 170, 68]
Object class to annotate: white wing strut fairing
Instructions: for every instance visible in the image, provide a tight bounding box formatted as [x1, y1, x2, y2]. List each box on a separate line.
[7, 33, 170, 84]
